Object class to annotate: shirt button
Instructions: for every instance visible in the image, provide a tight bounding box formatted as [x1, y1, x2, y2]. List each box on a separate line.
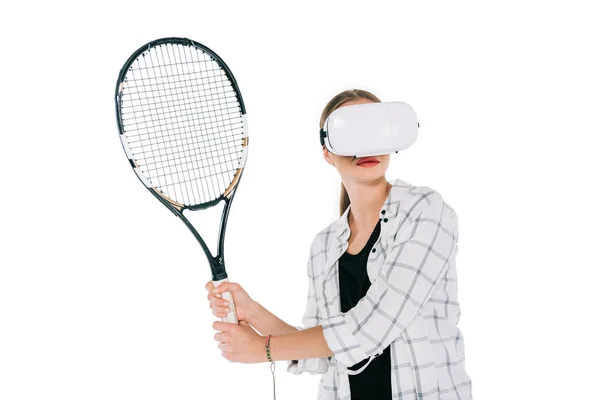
[381, 210, 386, 214]
[383, 218, 388, 223]
[371, 248, 376, 253]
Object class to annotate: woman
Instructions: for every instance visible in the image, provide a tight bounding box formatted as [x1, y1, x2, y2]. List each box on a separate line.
[207, 89, 473, 400]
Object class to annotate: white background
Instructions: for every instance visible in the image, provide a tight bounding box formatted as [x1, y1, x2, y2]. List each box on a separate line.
[1, 1, 599, 399]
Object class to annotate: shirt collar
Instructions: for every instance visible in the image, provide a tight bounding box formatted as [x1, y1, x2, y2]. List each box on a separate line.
[331, 178, 405, 240]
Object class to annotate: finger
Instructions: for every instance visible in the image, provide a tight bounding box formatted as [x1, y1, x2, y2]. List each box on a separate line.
[214, 332, 224, 342]
[211, 303, 231, 313]
[210, 297, 229, 307]
[206, 292, 223, 301]
[239, 320, 250, 327]
[210, 299, 227, 308]
[212, 281, 229, 294]
[205, 281, 213, 292]
[212, 320, 232, 332]
[213, 281, 240, 294]
[212, 306, 230, 316]
[208, 301, 231, 312]
[210, 298, 230, 307]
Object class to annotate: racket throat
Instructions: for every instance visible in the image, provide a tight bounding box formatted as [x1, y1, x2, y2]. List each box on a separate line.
[209, 255, 228, 281]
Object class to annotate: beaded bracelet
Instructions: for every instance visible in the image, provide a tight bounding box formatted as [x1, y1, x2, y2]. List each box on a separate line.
[265, 334, 274, 362]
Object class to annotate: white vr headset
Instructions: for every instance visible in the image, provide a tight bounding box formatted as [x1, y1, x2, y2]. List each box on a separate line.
[319, 101, 419, 157]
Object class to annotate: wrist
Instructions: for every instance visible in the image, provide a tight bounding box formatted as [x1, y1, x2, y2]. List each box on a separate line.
[247, 300, 262, 325]
[255, 332, 269, 363]
[265, 334, 274, 363]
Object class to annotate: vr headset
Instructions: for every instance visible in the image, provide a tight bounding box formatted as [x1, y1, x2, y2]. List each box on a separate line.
[319, 101, 419, 157]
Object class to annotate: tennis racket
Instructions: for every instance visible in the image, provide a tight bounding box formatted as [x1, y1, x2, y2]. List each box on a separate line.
[114, 37, 248, 325]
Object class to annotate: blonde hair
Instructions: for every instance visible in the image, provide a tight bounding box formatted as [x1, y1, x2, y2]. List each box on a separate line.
[319, 89, 382, 216]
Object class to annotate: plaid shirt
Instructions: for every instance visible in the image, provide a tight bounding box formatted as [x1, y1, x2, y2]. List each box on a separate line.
[287, 178, 473, 400]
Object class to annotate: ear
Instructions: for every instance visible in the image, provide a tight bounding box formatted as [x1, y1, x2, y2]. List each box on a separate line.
[322, 146, 334, 166]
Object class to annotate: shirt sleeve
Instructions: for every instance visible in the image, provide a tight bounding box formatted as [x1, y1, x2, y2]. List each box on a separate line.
[286, 239, 331, 375]
[321, 191, 458, 369]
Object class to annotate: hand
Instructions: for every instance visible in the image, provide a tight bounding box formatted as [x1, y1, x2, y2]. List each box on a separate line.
[205, 280, 258, 325]
[213, 320, 266, 363]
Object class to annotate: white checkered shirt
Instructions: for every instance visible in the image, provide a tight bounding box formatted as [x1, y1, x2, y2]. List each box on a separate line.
[287, 178, 473, 400]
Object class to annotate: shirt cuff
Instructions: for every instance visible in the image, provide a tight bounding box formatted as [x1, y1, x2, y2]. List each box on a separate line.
[286, 357, 329, 375]
[321, 314, 369, 369]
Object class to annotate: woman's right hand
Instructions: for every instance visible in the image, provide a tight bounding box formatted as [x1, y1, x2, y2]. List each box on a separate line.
[205, 280, 258, 324]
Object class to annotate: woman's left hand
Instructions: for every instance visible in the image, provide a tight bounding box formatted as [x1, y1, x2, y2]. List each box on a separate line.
[212, 320, 266, 363]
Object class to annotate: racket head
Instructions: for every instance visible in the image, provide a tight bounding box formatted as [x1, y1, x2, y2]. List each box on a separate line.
[115, 37, 249, 213]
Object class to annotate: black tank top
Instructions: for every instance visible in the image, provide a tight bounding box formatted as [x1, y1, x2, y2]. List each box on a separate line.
[338, 218, 392, 400]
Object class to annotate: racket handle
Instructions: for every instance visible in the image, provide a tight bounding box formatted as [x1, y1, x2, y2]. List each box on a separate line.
[212, 278, 239, 325]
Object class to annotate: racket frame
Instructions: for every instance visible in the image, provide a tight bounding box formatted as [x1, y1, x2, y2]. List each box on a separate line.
[114, 37, 248, 286]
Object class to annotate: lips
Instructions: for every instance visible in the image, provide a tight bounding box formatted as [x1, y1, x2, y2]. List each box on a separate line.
[356, 156, 379, 165]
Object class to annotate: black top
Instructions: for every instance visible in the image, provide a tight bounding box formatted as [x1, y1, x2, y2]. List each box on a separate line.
[338, 218, 392, 400]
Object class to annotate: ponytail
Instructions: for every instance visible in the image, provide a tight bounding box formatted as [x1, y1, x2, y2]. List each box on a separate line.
[339, 182, 350, 216]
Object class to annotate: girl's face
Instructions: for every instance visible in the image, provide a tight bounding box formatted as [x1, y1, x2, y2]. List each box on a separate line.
[322, 98, 390, 182]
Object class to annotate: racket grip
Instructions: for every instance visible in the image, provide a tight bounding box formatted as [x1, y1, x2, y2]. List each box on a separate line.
[212, 278, 239, 325]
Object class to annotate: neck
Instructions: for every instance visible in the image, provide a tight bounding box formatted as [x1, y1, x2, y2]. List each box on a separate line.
[344, 177, 392, 227]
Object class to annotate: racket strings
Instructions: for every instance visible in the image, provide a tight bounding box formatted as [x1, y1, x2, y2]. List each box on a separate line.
[140, 143, 247, 177]
[128, 138, 244, 174]
[120, 96, 240, 121]
[129, 132, 244, 164]
[133, 137, 243, 165]
[124, 58, 218, 76]
[120, 42, 244, 206]
[152, 44, 238, 204]
[121, 71, 233, 96]
[153, 167, 242, 189]
[120, 80, 238, 114]
[122, 109, 242, 139]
